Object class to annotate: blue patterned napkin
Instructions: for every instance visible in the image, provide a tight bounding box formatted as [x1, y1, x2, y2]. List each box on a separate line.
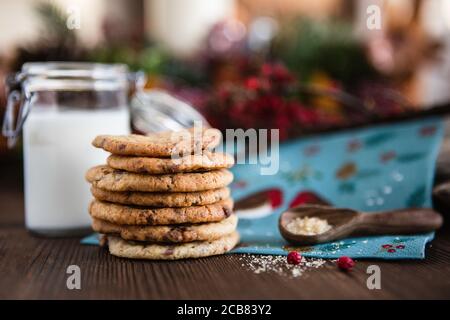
[82, 117, 443, 259]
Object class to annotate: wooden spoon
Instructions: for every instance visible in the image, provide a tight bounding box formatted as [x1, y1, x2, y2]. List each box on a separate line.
[279, 205, 443, 245]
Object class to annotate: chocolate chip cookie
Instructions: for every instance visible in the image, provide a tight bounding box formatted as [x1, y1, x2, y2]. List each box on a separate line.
[86, 165, 233, 192]
[89, 198, 233, 225]
[91, 186, 230, 207]
[107, 152, 234, 174]
[92, 214, 238, 242]
[106, 231, 240, 260]
[92, 127, 221, 157]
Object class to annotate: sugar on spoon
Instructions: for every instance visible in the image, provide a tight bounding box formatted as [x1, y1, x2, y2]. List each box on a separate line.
[279, 204, 443, 245]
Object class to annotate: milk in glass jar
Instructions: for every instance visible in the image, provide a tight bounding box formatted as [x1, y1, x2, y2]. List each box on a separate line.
[3, 62, 132, 236]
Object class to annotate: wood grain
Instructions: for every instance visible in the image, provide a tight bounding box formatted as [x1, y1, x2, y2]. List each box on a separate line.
[1, 160, 450, 299]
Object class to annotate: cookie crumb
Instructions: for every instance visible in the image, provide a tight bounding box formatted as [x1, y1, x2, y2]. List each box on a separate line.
[99, 234, 108, 248]
[240, 254, 326, 278]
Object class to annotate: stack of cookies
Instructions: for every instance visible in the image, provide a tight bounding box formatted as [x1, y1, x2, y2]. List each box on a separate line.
[85, 127, 239, 260]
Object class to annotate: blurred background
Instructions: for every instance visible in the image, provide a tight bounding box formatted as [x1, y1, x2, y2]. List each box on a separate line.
[1, 0, 450, 154]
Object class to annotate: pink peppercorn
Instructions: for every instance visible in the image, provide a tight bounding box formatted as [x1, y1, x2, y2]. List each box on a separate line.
[387, 249, 396, 253]
[287, 251, 301, 265]
[396, 245, 405, 249]
[382, 244, 393, 248]
[337, 256, 355, 271]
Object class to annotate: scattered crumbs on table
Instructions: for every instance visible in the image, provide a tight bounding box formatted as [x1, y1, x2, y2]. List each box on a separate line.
[238, 254, 327, 278]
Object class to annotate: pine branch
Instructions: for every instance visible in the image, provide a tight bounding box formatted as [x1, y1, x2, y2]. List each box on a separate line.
[34, 2, 76, 43]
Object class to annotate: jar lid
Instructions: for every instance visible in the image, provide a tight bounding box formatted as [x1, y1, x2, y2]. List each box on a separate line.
[19, 62, 130, 92]
[131, 90, 210, 133]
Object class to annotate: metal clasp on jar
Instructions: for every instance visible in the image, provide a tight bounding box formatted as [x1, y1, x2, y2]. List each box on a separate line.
[2, 72, 35, 148]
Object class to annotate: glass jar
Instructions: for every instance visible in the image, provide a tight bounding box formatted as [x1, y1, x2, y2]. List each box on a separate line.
[3, 62, 133, 236]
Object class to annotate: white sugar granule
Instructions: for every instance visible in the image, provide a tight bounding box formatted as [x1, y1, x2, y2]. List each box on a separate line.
[286, 216, 332, 235]
[239, 254, 326, 278]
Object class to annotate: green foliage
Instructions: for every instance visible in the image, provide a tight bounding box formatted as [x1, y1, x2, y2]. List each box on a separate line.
[272, 18, 376, 85]
[34, 2, 76, 44]
[89, 45, 209, 85]
[11, 2, 85, 69]
[88, 46, 169, 74]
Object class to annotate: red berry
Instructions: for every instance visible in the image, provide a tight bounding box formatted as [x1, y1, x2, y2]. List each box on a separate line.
[245, 77, 260, 90]
[387, 249, 396, 253]
[382, 244, 393, 249]
[396, 245, 405, 249]
[287, 251, 301, 265]
[337, 256, 355, 271]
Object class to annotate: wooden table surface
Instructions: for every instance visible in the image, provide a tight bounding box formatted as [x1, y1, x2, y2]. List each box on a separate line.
[1, 160, 450, 300]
